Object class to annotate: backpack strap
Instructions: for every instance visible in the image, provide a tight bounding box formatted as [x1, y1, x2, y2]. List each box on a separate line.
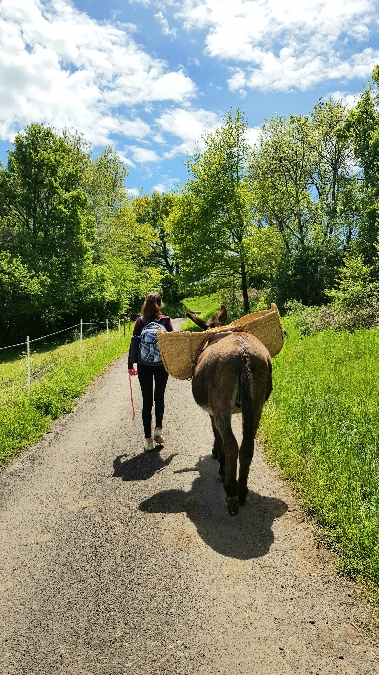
[140, 316, 167, 327]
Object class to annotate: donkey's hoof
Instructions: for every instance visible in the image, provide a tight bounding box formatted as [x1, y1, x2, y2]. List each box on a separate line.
[226, 495, 239, 516]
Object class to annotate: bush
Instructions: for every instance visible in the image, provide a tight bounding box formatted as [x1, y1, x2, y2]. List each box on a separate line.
[285, 298, 379, 335]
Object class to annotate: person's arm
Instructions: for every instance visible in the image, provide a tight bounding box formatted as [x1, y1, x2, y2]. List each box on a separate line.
[164, 317, 174, 332]
[128, 318, 143, 371]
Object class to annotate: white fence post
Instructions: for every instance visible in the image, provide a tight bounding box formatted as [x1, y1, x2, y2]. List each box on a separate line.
[26, 336, 31, 395]
[80, 319, 83, 363]
[106, 319, 109, 342]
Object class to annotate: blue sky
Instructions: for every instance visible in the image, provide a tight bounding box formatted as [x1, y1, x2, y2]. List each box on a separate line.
[1, 0, 379, 195]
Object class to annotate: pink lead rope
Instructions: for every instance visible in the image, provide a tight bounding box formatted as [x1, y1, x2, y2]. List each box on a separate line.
[128, 369, 137, 421]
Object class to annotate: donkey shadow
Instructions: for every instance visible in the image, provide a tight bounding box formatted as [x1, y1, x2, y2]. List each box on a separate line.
[139, 455, 288, 560]
[113, 451, 177, 481]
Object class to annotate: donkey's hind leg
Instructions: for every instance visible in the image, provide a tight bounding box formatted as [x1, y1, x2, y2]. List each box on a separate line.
[238, 440, 255, 505]
[238, 385, 266, 505]
[214, 418, 239, 515]
[210, 416, 224, 477]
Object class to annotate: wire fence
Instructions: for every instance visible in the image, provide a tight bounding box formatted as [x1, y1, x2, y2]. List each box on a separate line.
[0, 318, 127, 398]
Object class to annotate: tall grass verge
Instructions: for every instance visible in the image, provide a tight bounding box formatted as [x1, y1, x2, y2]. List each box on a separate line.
[0, 327, 132, 465]
[260, 318, 379, 591]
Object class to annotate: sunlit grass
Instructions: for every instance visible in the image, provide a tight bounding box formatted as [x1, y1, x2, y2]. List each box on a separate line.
[260, 318, 379, 589]
[181, 292, 226, 330]
[0, 327, 132, 464]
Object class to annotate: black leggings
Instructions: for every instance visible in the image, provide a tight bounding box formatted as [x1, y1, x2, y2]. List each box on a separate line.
[137, 365, 169, 438]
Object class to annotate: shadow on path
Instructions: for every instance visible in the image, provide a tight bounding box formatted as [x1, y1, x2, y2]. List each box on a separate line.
[113, 451, 177, 481]
[139, 455, 288, 559]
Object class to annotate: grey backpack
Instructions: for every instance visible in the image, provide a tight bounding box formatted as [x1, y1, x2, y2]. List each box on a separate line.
[138, 318, 167, 365]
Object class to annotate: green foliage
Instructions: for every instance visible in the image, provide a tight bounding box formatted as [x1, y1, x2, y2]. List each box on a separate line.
[285, 250, 379, 333]
[0, 326, 132, 464]
[0, 125, 90, 338]
[327, 252, 377, 309]
[0, 124, 92, 337]
[260, 320, 379, 586]
[180, 290, 268, 330]
[337, 68, 379, 264]
[242, 226, 286, 287]
[7, 70, 379, 352]
[251, 114, 316, 246]
[132, 191, 180, 302]
[171, 110, 254, 311]
[181, 292, 224, 330]
[0, 125, 163, 345]
[0, 252, 48, 345]
[250, 102, 352, 306]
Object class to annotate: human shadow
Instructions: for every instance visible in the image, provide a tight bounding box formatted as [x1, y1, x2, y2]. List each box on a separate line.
[139, 455, 288, 559]
[113, 451, 177, 481]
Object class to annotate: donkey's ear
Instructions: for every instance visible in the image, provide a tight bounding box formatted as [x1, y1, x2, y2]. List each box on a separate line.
[185, 311, 208, 331]
[217, 305, 227, 325]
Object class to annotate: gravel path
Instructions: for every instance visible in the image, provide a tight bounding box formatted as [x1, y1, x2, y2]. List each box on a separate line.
[1, 323, 379, 674]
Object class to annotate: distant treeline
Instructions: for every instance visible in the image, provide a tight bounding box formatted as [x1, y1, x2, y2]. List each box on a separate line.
[3, 66, 379, 345]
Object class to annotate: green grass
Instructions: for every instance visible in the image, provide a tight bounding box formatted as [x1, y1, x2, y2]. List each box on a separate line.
[260, 318, 379, 591]
[0, 326, 132, 464]
[180, 292, 269, 330]
[181, 292, 225, 330]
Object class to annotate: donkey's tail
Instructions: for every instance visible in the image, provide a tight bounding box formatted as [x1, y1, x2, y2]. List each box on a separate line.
[238, 336, 255, 453]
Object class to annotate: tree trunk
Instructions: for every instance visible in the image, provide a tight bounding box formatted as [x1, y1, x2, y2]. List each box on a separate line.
[240, 260, 250, 314]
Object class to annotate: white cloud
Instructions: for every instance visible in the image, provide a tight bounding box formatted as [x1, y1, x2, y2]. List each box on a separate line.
[176, 0, 379, 91]
[152, 175, 180, 193]
[126, 187, 141, 197]
[154, 11, 177, 37]
[228, 69, 246, 92]
[152, 133, 166, 143]
[129, 0, 151, 6]
[152, 183, 166, 193]
[328, 91, 360, 109]
[116, 151, 136, 168]
[157, 107, 222, 156]
[246, 126, 261, 147]
[128, 146, 161, 163]
[155, 108, 261, 157]
[0, 0, 196, 144]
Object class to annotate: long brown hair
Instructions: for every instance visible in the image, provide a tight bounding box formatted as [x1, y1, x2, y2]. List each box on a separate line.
[141, 292, 164, 323]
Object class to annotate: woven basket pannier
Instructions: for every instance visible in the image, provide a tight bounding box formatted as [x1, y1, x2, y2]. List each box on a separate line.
[158, 303, 284, 380]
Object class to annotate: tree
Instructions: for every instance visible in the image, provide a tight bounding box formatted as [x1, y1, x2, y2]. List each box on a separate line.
[81, 147, 161, 315]
[338, 68, 379, 265]
[0, 125, 165, 342]
[0, 252, 48, 345]
[310, 99, 355, 244]
[0, 124, 92, 335]
[171, 110, 254, 312]
[242, 226, 286, 290]
[250, 104, 353, 305]
[251, 114, 315, 251]
[132, 191, 180, 301]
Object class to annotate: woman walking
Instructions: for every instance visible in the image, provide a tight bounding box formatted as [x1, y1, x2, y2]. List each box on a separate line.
[128, 292, 174, 451]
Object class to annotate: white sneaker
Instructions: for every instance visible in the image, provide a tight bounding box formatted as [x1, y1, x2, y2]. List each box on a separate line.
[144, 438, 154, 452]
[154, 428, 165, 444]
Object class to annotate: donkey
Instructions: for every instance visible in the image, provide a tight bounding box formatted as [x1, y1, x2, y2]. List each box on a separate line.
[186, 306, 272, 515]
